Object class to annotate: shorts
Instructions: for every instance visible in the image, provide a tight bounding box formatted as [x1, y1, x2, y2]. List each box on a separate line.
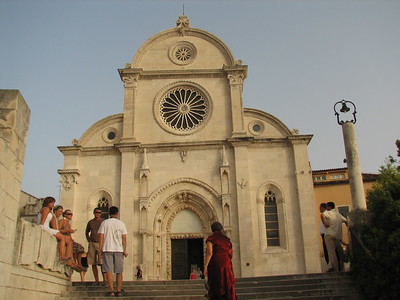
[102, 252, 124, 274]
[87, 242, 102, 265]
[73, 242, 85, 254]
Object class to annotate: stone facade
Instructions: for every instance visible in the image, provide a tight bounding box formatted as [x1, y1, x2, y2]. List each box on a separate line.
[59, 16, 321, 281]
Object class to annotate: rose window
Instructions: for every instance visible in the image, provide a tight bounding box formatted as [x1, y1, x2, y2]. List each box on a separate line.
[159, 87, 208, 131]
[175, 46, 192, 62]
[168, 41, 196, 65]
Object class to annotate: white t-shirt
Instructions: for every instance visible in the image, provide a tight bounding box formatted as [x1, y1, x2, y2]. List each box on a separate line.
[98, 217, 128, 252]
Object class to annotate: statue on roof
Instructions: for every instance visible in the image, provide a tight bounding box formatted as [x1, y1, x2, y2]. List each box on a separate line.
[176, 15, 190, 36]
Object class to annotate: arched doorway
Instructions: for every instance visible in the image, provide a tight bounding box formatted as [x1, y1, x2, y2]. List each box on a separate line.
[151, 190, 219, 280]
[170, 209, 204, 279]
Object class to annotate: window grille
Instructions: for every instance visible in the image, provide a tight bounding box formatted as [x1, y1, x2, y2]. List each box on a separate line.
[264, 191, 280, 246]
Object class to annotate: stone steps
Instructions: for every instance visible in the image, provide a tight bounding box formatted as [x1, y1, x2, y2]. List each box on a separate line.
[58, 272, 363, 300]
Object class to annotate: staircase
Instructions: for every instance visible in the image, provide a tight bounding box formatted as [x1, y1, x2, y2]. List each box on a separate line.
[58, 272, 363, 300]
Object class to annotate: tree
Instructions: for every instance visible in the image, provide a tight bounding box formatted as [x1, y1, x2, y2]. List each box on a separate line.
[352, 156, 400, 299]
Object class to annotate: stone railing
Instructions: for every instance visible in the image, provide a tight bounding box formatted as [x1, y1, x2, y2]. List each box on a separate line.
[15, 218, 73, 278]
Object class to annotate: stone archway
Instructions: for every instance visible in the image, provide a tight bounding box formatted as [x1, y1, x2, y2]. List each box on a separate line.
[150, 190, 219, 280]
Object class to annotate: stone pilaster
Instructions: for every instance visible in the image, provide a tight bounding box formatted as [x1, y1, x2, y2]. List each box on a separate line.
[220, 146, 231, 229]
[230, 140, 255, 277]
[224, 65, 247, 138]
[139, 148, 150, 232]
[118, 68, 142, 142]
[116, 142, 140, 280]
[57, 146, 82, 208]
[289, 136, 321, 273]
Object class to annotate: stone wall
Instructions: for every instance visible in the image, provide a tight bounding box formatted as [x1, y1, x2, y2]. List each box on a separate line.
[0, 90, 70, 300]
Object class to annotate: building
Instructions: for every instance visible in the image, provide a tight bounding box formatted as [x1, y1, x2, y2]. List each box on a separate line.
[313, 167, 378, 261]
[313, 168, 378, 219]
[58, 16, 321, 280]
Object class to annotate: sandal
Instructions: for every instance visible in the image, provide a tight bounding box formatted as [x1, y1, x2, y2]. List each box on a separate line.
[106, 291, 114, 296]
[115, 291, 123, 297]
[60, 257, 72, 264]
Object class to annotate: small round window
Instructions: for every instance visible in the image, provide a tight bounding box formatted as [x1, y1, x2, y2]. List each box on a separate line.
[102, 127, 120, 143]
[253, 124, 261, 132]
[249, 121, 265, 136]
[107, 131, 116, 140]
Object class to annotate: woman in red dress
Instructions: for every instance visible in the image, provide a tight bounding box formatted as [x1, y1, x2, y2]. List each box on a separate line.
[204, 222, 237, 300]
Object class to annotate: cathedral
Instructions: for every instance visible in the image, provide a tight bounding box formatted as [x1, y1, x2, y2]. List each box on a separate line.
[58, 16, 321, 281]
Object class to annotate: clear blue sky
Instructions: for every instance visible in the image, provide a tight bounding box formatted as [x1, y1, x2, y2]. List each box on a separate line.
[1, 0, 399, 200]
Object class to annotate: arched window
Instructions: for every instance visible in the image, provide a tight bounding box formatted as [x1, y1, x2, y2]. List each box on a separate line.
[264, 190, 280, 246]
[98, 197, 109, 219]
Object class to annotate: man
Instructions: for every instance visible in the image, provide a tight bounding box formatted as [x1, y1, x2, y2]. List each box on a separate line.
[98, 206, 128, 297]
[319, 203, 329, 265]
[322, 201, 348, 272]
[85, 208, 106, 285]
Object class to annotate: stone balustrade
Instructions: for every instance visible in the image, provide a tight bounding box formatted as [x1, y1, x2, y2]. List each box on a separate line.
[15, 218, 73, 277]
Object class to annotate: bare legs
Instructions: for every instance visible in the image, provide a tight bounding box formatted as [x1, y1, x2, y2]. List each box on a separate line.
[54, 233, 68, 261]
[105, 272, 122, 293]
[92, 265, 107, 284]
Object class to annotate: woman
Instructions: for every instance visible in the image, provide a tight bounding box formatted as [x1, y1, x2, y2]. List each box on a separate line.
[204, 222, 237, 300]
[37, 197, 70, 263]
[51, 205, 83, 272]
[59, 209, 86, 270]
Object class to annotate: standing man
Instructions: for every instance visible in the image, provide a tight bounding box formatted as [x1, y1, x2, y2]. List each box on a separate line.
[85, 208, 106, 285]
[322, 201, 348, 272]
[98, 206, 128, 297]
[319, 203, 329, 265]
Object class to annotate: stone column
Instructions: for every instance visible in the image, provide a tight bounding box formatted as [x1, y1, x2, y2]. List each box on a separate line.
[342, 122, 367, 210]
[0, 90, 30, 298]
[118, 68, 142, 142]
[224, 65, 247, 138]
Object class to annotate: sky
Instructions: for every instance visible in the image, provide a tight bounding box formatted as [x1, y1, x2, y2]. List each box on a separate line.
[1, 0, 399, 200]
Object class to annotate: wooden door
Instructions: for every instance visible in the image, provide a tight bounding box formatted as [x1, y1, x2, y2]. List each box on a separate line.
[171, 239, 188, 279]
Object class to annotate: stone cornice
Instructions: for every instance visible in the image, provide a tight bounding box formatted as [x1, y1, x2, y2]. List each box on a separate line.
[287, 135, 313, 145]
[57, 169, 80, 175]
[223, 65, 248, 79]
[57, 146, 82, 155]
[141, 140, 225, 152]
[226, 136, 255, 147]
[115, 142, 142, 153]
[119, 69, 227, 81]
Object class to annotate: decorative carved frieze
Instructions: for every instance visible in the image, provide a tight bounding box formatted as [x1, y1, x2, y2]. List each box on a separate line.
[58, 169, 80, 191]
[227, 73, 245, 85]
[180, 150, 187, 162]
[237, 178, 248, 189]
[148, 177, 219, 207]
[122, 74, 139, 88]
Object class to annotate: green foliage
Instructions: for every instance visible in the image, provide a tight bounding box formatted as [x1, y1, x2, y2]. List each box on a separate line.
[351, 156, 400, 299]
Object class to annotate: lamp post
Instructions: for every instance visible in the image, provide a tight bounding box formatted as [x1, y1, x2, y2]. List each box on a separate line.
[334, 100, 367, 211]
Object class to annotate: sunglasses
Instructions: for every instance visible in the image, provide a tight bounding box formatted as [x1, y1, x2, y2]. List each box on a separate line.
[95, 212, 102, 214]
[65, 213, 73, 216]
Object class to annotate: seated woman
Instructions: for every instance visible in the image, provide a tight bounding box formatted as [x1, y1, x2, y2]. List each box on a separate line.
[51, 205, 83, 272]
[59, 209, 86, 270]
[37, 197, 71, 263]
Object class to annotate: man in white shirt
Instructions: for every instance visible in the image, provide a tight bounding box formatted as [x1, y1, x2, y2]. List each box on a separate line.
[98, 206, 128, 297]
[322, 202, 348, 272]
